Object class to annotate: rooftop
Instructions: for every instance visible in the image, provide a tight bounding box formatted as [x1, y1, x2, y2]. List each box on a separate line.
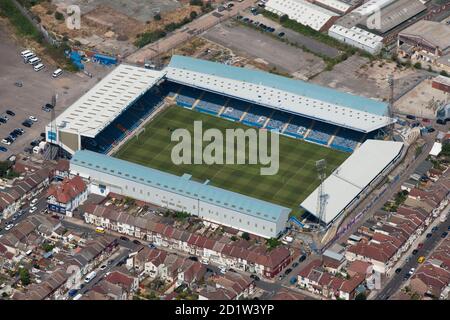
[71, 150, 291, 223]
[50, 64, 165, 138]
[400, 20, 450, 53]
[301, 139, 404, 224]
[167, 55, 392, 132]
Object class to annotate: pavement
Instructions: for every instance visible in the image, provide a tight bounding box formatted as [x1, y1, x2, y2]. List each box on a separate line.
[125, 0, 256, 64]
[202, 21, 325, 77]
[0, 21, 112, 161]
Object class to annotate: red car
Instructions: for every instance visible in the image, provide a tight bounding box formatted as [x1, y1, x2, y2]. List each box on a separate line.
[417, 243, 424, 249]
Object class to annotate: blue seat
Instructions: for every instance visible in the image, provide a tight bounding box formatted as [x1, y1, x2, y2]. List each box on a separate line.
[306, 121, 335, 145]
[220, 99, 249, 121]
[196, 92, 227, 115]
[241, 105, 273, 128]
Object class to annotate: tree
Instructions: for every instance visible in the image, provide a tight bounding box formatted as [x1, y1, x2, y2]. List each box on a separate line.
[279, 14, 289, 23]
[190, 11, 198, 20]
[54, 11, 65, 21]
[241, 232, 250, 241]
[0, 161, 12, 178]
[440, 70, 449, 77]
[355, 292, 367, 300]
[154, 13, 161, 21]
[413, 62, 421, 69]
[19, 268, 30, 286]
[190, 0, 203, 6]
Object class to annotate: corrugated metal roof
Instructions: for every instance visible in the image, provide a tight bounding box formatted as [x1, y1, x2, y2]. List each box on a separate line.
[71, 150, 291, 223]
[301, 140, 404, 224]
[52, 65, 166, 138]
[166, 55, 392, 132]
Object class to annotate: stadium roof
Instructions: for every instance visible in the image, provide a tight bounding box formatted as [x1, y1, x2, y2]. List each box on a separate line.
[53, 65, 165, 138]
[300, 140, 403, 225]
[166, 55, 392, 132]
[265, 0, 338, 31]
[71, 150, 291, 223]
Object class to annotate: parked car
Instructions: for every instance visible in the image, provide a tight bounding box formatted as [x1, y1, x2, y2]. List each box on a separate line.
[29, 206, 37, 213]
[284, 268, 292, 275]
[298, 254, 306, 262]
[0, 118, 6, 124]
[29, 116, 38, 122]
[1, 138, 11, 145]
[395, 268, 402, 274]
[426, 233, 432, 238]
[99, 264, 107, 270]
[417, 243, 424, 249]
[5, 224, 14, 231]
[132, 239, 141, 245]
[417, 256, 425, 264]
[6, 110, 15, 116]
[188, 256, 198, 262]
[250, 274, 260, 281]
[0, 146, 7, 152]
[278, 32, 285, 37]
[120, 236, 129, 241]
[30, 140, 40, 147]
[292, 262, 299, 268]
[412, 249, 418, 255]
[22, 120, 32, 127]
[441, 231, 448, 238]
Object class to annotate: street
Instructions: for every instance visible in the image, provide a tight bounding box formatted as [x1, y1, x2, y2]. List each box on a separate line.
[376, 213, 450, 299]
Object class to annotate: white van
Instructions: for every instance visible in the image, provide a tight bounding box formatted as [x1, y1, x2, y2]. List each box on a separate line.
[28, 57, 41, 65]
[84, 271, 97, 284]
[23, 52, 36, 62]
[33, 63, 45, 72]
[52, 68, 63, 78]
[21, 49, 32, 57]
[33, 146, 40, 153]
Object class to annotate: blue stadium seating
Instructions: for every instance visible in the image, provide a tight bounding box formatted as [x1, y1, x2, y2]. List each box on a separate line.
[221, 99, 249, 121]
[265, 111, 291, 132]
[176, 86, 202, 108]
[283, 116, 312, 139]
[160, 81, 180, 98]
[331, 128, 364, 152]
[82, 86, 165, 153]
[195, 92, 227, 116]
[241, 105, 273, 128]
[305, 121, 336, 145]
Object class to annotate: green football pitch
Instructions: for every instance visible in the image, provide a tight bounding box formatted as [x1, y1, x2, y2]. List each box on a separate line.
[114, 106, 349, 210]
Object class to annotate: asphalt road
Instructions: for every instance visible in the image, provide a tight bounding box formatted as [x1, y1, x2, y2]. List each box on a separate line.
[376, 215, 450, 300]
[77, 247, 131, 296]
[0, 191, 48, 236]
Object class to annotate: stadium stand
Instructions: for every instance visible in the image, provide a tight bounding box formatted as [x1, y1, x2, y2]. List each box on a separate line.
[241, 105, 274, 127]
[176, 86, 202, 108]
[305, 121, 336, 145]
[283, 116, 313, 139]
[82, 87, 165, 153]
[195, 92, 228, 116]
[331, 128, 365, 152]
[160, 81, 180, 98]
[265, 111, 291, 132]
[221, 98, 250, 121]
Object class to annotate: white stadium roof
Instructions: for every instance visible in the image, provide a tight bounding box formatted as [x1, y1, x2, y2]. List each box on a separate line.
[301, 140, 404, 225]
[167, 56, 393, 133]
[265, 0, 338, 31]
[54, 64, 165, 138]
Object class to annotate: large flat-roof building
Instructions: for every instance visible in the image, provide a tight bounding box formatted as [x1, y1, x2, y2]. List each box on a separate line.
[301, 140, 404, 226]
[70, 150, 291, 239]
[265, 0, 339, 31]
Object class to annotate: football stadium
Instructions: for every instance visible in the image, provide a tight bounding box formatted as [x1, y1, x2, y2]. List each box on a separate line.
[48, 55, 403, 237]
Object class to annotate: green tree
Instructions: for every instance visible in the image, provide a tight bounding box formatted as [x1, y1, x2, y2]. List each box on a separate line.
[190, 11, 198, 20]
[54, 11, 65, 21]
[279, 14, 289, 23]
[0, 161, 12, 178]
[355, 292, 367, 300]
[19, 268, 30, 286]
[241, 232, 250, 241]
[154, 13, 161, 21]
[440, 70, 449, 77]
[413, 62, 421, 69]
